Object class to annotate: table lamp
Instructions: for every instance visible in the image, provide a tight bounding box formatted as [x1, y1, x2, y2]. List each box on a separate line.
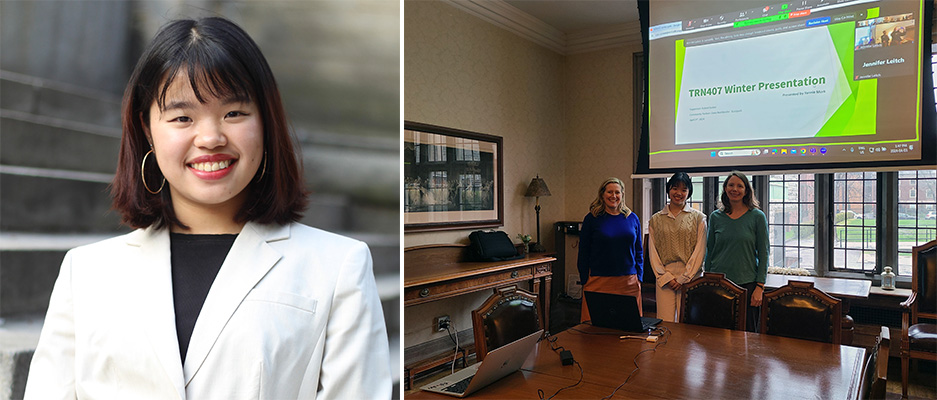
[524, 175, 551, 252]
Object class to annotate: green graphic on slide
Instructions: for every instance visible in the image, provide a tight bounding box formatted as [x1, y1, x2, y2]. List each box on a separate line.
[815, 22, 877, 137]
[675, 39, 686, 118]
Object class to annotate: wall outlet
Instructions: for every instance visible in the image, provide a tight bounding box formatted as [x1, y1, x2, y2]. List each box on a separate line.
[433, 315, 450, 332]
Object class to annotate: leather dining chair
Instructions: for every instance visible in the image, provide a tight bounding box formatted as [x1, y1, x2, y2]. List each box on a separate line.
[899, 239, 937, 398]
[472, 286, 541, 362]
[680, 272, 748, 330]
[761, 280, 842, 345]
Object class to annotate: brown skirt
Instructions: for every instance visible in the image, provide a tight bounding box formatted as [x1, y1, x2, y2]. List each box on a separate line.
[580, 274, 642, 323]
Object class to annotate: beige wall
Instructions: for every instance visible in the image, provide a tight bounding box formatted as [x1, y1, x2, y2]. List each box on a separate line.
[403, 0, 642, 349]
[564, 46, 642, 222]
[404, 0, 567, 346]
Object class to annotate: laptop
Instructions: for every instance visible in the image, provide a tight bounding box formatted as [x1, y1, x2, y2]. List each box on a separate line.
[584, 291, 662, 333]
[420, 329, 543, 397]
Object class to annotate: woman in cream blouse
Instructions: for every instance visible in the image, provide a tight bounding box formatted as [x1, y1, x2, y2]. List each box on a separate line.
[647, 172, 707, 322]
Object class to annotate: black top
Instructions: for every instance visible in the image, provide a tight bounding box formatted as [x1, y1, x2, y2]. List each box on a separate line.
[169, 233, 237, 364]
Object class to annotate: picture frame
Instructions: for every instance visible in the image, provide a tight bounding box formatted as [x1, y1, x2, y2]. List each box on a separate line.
[404, 121, 503, 232]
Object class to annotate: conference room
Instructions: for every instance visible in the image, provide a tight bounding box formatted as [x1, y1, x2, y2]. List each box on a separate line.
[403, 0, 936, 399]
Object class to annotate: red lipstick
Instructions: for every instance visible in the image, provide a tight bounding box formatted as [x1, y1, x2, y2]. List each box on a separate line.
[187, 154, 237, 180]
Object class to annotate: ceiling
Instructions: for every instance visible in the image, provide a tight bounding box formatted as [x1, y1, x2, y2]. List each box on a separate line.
[447, 0, 642, 54]
[503, 0, 640, 33]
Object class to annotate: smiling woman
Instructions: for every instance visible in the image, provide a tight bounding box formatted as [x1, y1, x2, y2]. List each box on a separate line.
[705, 171, 769, 333]
[142, 71, 264, 234]
[647, 172, 707, 322]
[577, 177, 645, 324]
[23, 17, 391, 399]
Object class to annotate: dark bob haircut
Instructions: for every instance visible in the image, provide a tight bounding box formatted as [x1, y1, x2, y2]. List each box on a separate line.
[111, 17, 306, 229]
[666, 172, 693, 199]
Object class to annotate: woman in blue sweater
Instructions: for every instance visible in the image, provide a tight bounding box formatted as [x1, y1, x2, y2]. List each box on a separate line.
[578, 177, 644, 323]
[705, 171, 769, 332]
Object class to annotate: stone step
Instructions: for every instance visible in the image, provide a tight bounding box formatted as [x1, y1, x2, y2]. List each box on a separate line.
[0, 173, 119, 234]
[0, 72, 122, 128]
[0, 112, 120, 174]
[0, 170, 115, 232]
[302, 144, 399, 206]
[302, 193, 398, 239]
[0, 316, 42, 400]
[0, 250, 66, 318]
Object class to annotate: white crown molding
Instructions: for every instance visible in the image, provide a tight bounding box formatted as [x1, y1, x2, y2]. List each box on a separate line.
[443, 0, 567, 53]
[566, 21, 642, 54]
[443, 0, 641, 55]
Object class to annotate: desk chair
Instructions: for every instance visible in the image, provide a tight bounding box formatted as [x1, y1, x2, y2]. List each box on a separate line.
[680, 272, 747, 330]
[900, 239, 937, 398]
[472, 286, 541, 362]
[858, 326, 890, 400]
[761, 280, 842, 345]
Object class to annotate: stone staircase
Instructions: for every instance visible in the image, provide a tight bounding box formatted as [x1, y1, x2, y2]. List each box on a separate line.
[0, 70, 400, 399]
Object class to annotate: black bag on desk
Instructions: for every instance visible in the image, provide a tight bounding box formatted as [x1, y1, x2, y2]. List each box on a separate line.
[468, 230, 523, 262]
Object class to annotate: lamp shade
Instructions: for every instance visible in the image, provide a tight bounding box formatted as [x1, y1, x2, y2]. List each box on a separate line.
[524, 175, 551, 197]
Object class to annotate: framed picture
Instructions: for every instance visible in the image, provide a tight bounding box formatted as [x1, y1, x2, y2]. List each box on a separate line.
[404, 121, 503, 232]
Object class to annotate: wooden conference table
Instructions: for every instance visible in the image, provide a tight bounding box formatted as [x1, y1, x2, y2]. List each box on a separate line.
[408, 322, 866, 399]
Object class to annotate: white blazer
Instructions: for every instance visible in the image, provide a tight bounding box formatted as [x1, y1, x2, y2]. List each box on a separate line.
[24, 221, 392, 399]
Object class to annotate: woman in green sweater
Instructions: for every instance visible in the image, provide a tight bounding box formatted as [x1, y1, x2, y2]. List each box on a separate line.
[705, 171, 769, 332]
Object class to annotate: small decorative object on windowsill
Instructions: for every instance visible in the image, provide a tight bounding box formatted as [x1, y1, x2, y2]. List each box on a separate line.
[881, 266, 896, 290]
[517, 234, 532, 255]
[524, 175, 551, 252]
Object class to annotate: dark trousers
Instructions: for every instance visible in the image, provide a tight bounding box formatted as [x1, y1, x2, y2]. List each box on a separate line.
[741, 282, 761, 332]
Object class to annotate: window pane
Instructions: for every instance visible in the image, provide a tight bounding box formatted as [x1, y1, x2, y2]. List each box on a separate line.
[800, 181, 814, 201]
[785, 203, 799, 222]
[767, 174, 815, 270]
[799, 226, 814, 244]
[687, 176, 704, 211]
[832, 173, 876, 272]
[896, 170, 937, 276]
[769, 203, 783, 224]
[801, 204, 815, 225]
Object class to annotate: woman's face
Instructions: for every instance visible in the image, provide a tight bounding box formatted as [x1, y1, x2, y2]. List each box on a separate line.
[144, 73, 264, 218]
[725, 176, 746, 204]
[668, 182, 689, 208]
[602, 183, 623, 213]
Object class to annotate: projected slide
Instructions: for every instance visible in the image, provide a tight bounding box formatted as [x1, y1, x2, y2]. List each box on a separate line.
[675, 27, 854, 144]
[645, 0, 926, 172]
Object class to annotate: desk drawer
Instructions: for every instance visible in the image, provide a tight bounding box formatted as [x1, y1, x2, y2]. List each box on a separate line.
[405, 266, 535, 304]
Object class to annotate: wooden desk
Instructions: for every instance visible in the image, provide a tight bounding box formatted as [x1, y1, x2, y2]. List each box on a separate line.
[405, 245, 554, 328]
[404, 245, 555, 389]
[409, 322, 866, 399]
[766, 274, 871, 345]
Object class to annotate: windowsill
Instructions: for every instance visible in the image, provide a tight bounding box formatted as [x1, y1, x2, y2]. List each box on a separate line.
[868, 286, 912, 298]
[821, 270, 912, 288]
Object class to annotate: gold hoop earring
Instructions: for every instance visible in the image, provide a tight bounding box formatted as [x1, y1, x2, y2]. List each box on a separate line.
[141, 149, 165, 194]
[256, 151, 267, 182]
